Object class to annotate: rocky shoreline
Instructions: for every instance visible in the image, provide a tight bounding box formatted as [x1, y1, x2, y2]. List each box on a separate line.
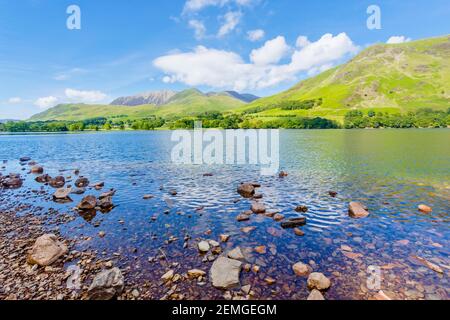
[0, 158, 448, 301]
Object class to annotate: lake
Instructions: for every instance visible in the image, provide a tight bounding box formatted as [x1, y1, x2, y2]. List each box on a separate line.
[0, 129, 449, 300]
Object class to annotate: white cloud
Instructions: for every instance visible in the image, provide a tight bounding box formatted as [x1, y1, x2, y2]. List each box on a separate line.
[247, 29, 265, 41]
[154, 33, 358, 91]
[387, 36, 412, 44]
[296, 36, 311, 48]
[35, 96, 58, 109]
[183, 0, 253, 13]
[250, 36, 290, 65]
[8, 97, 22, 104]
[218, 11, 242, 37]
[64, 88, 107, 103]
[188, 20, 207, 40]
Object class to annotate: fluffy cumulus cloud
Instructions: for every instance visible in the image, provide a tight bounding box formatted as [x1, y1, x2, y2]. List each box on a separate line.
[183, 0, 253, 13]
[188, 19, 207, 40]
[154, 32, 358, 91]
[250, 36, 290, 65]
[217, 11, 242, 37]
[247, 29, 265, 42]
[34, 96, 58, 109]
[8, 97, 22, 104]
[64, 89, 107, 103]
[387, 36, 412, 44]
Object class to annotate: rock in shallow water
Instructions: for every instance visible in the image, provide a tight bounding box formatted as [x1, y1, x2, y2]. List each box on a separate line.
[418, 204, 432, 213]
[27, 234, 68, 267]
[77, 195, 97, 210]
[348, 202, 369, 218]
[281, 217, 307, 229]
[292, 262, 312, 277]
[251, 202, 266, 214]
[75, 177, 89, 188]
[49, 176, 65, 188]
[237, 183, 255, 198]
[228, 247, 245, 261]
[198, 241, 210, 253]
[53, 187, 72, 201]
[88, 268, 124, 300]
[307, 289, 325, 300]
[210, 257, 242, 289]
[307, 272, 331, 291]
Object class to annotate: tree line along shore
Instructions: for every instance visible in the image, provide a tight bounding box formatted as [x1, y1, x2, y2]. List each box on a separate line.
[1, 108, 449, 133]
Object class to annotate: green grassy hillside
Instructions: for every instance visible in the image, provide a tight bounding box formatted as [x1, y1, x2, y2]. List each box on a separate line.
[29, 89, 245, 121]
[239, 35, 450, 123]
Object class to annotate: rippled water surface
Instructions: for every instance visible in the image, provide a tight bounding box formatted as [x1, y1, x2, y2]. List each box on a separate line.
[1, 130, 449, 300]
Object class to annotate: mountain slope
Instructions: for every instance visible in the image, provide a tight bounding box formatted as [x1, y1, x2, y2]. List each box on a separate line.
[29, 89, 246, 121]
[240, 35, 450, 122]
[111, 90, 177, 106]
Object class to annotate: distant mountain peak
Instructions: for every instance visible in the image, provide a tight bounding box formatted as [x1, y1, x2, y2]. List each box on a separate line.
[110, 90, 177, 106]
[111, 88, 259, 106]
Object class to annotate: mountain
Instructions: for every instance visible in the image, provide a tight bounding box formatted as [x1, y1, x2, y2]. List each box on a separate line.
[239, 35, 450, 122]
[29, 89, 246, 121]
[0, 119, 19, 123]
[206, 91, 259, 103]
[111, 89, 259, 106]
[110, 90, 177, 106]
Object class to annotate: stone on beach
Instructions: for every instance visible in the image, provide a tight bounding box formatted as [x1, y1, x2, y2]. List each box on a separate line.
[187, 269, 206, 279]
[307, 272, 331, 291]
[198, 241, 210, 253]
[348, 202, 369, 218]
[219, 234, 230, 243]
[161, 270, 175, 282]
[294, 228, 305, 236]
[228, 247, 245, 261]
[373, 290, 392, 300]
[307, 289, 325, 300]
[27, 234, 68, 267]
[237, 183, 255, 198]
[88, 268, 124, 300]
[292, 262, 312, 277]
[210, 257, 242, 289]
[20, 156, 31, 162]
[77, 195, 97, 210]
[254, 246, 267, 254]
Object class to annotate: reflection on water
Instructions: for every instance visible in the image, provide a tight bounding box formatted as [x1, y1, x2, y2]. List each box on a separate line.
[0, 129, 449, 300]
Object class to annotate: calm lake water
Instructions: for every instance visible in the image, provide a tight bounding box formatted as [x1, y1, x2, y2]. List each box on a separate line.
[1, 129, 449, 300]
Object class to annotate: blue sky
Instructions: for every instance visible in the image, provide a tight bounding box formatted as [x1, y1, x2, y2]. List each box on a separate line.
[0, 0, 449, 119]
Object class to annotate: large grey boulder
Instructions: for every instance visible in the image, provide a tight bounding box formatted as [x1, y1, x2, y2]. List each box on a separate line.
[27, 234, 68, 266]
[88, 268, 124, 300]
[210, 257, 242, 289]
